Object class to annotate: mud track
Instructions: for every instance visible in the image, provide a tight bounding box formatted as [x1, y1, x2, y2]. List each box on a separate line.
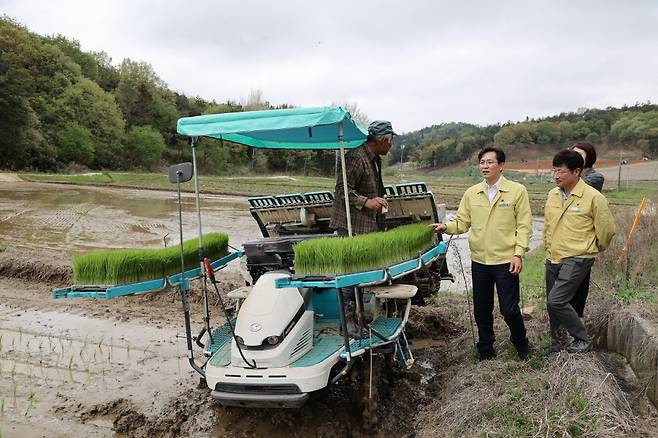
[3, 255, 657, 437]
[0, 250, 461, 437]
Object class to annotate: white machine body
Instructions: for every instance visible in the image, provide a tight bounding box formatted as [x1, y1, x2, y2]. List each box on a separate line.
[231, 272, 313, 368]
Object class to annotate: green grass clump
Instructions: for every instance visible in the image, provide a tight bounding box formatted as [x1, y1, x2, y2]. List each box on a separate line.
[73, 232, 229, 285]
[294, 223, 435, 275]
[520, 246, 546, 301]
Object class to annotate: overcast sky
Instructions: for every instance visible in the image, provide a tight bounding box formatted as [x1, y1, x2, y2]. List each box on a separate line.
[3, 0, 658, 133]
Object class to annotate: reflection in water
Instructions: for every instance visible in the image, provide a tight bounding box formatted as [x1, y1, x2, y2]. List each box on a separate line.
[0, 183, 261, 258]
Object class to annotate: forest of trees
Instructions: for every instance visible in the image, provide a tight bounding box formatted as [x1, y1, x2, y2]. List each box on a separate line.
[2, 17, 657, 175]
[0, 17, 341, 175]
[391, 104, 658, 168]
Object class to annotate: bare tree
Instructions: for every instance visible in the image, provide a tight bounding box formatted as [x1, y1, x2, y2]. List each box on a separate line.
[331, 101, 371, 127]
[242, 88, 270, 111]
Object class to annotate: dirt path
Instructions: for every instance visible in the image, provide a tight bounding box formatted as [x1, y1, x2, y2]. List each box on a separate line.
[0, 173, 22, 182]
[598, 160, 658, 181]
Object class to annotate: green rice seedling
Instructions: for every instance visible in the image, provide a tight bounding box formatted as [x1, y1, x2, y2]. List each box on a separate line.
[97, 337, 103, 354]
[1, 397, 4, 416]
[143, 341, 156, 357]
[12, 383, 17, 407]
[26, 364, 33, 383]
[24, 392, 35, 416]
[294, 223, 435, 275]
[73, 232, 229, 284]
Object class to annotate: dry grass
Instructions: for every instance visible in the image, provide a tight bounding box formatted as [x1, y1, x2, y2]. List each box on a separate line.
[411, 292, 658, 437]
[415, 353, 640, 437]
[593, 197, 658, 307]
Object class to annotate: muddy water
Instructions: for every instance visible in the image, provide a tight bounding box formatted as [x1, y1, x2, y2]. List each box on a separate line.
[0, 303, 198, 437]
[0, 182, 260, 264]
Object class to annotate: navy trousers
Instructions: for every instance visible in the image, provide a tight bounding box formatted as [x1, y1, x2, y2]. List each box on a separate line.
[471, 261, 528, 355]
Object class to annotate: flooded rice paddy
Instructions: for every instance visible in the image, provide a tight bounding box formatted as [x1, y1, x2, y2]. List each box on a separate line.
[0, 181, 260, 259]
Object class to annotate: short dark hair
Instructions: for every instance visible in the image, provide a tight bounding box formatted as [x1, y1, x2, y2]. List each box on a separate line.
[571, 142, 597, 168]
[553, 149, 584, 171]
[478, 147, 505, 163]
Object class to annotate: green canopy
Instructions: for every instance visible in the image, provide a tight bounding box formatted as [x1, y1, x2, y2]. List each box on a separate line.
[176, 106, 367, 150]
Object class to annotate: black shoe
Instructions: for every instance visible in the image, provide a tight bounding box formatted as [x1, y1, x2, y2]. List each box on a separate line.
[567, 338, 592, 353]
[516, 343, 534, 361]
[479, 347, 497, 361]
[545, 340, 561, 358]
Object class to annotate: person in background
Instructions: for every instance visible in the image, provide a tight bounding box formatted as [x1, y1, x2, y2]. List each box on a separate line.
[569, 142, 604, 319]
[571, 142, 604, 192]
[432, 147, 533, 361]
[544, 150, 615, 354]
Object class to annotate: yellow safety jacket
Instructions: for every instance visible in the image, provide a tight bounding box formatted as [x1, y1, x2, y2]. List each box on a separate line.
[445, 176, 532, 265]
[544, 178, 615, 263]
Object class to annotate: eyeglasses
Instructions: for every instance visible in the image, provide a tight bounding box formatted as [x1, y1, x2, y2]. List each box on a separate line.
[551, 168, 571, 176]
[479, 160, 497, 166]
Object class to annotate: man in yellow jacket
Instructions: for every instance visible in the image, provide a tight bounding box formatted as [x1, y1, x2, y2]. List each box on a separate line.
[433, 147, 533, 361]
[544, 149, 615, 354]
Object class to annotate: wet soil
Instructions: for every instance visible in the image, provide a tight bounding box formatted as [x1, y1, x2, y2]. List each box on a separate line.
[2, 181, 657, 437]
[0, 181, 259, 258]
[3, 264, 658, 437]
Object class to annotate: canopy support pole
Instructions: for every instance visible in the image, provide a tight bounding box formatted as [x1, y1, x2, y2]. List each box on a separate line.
[338, 122, 353, 237]
[191, 137, 212, 346]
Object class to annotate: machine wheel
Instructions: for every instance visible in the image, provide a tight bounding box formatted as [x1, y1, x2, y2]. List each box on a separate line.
[351, 352, 395, 432]
[401, 260, 443, 306]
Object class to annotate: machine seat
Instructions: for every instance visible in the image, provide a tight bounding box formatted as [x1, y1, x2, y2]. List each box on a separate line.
[363, 284, 417, 299]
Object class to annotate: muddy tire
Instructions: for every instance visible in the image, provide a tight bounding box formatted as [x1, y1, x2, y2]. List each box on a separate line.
[351, 352, 395, 432]
[399, 258, 444, 306]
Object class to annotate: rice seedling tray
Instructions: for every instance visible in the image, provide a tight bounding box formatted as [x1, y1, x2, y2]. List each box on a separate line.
[275, 241, 447, 290]
[51, 250, 243, 299]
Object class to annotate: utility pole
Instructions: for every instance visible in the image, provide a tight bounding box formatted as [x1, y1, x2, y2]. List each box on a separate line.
[617, 150, 622, 192]
[535, 157, 540, 182]
[399, 144, 406, 182]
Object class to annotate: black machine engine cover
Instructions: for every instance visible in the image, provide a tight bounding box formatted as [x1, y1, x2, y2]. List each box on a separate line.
[243, 234, 336, 281]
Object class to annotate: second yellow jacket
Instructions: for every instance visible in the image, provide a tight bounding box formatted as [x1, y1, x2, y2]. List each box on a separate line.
[543, 178, 615, 263]
[445, 176, 532, 265]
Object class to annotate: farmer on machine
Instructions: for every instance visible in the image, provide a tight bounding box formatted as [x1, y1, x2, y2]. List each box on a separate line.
[331, 120, 396, 336]
[544, 149, 615, 354]
[432, 147, 533, 361]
